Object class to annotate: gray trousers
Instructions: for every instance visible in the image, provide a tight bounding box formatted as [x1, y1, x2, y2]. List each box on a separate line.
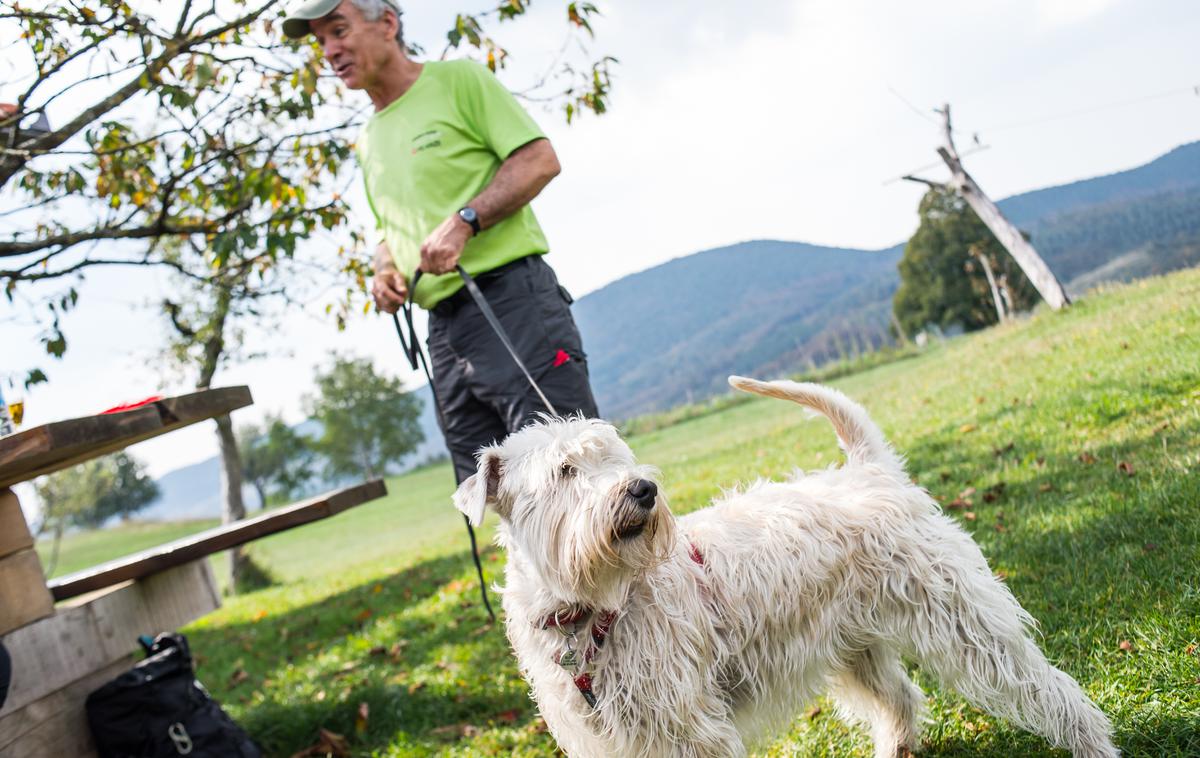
[427, 256, 600, 483]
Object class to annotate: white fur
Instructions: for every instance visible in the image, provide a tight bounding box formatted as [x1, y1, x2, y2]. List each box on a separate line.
[453, 377, 1119, 758]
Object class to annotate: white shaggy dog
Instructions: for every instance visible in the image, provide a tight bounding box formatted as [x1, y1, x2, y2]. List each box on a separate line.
[452, 377, 1119, 758]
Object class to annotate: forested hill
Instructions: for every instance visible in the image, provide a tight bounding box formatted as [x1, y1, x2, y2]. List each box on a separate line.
[573, 141, 1200, 419]
[997, 141, 1200, 226]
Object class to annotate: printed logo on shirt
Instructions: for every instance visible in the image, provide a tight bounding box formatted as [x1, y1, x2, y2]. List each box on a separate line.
[412, 129, 442, 155]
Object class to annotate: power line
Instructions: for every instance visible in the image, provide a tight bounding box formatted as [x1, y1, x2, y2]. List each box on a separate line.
[982, 83, 1200, 134]
[886, 84, 938, 125]
[883, 82, 1200, 185]
[883, 144, 990, 187]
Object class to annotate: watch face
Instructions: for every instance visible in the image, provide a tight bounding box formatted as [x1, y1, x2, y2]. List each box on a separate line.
[459, 207, 477, 223]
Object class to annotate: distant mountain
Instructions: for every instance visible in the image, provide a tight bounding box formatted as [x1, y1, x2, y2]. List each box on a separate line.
[573, 241, 902, 417]
[996, 142, 1200, 227]
[139, 384, 446, 522]
[574, 141, 1200, 418]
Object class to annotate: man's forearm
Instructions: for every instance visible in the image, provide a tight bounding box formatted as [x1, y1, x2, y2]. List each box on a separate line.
[373, 242, 397, 274]
[469, 138, 560, 231]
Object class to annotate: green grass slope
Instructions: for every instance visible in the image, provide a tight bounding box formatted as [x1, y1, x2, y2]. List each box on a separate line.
[46, 268, 1200, 756]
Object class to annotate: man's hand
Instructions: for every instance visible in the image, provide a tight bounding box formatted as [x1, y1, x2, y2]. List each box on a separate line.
[419, 214, 473, 275]
[372, 269, 408, 313]
[371, 243, 408, 313]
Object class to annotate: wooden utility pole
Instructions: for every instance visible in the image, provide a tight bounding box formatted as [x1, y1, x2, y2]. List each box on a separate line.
[904, 104, 1071, 310]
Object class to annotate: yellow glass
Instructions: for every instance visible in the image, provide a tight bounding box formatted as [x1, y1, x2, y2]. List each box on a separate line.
[8, 401, 23, 426]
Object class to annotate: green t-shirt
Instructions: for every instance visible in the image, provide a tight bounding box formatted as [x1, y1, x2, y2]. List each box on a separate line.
[356, 59, 550, 309]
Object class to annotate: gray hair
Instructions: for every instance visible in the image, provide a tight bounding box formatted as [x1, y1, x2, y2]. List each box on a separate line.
[349, 0, 404, 47]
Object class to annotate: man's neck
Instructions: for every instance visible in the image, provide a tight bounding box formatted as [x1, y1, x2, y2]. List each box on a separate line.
[367, 54, 423, 112]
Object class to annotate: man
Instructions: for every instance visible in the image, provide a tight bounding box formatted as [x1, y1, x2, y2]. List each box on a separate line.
[283, 0, 599, 486]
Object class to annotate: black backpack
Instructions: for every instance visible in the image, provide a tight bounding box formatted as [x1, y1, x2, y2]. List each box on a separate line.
[0, 640, 11, 710]
[86, 633, 261, 758]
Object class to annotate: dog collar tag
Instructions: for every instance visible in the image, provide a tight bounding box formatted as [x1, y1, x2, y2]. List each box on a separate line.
[557, 648, 580, 670]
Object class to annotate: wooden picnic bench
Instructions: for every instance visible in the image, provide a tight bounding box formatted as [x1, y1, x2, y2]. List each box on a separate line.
[0, 388, 388, 757]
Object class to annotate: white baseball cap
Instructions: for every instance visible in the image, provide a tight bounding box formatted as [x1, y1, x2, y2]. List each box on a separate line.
[282, 0, 345, 39]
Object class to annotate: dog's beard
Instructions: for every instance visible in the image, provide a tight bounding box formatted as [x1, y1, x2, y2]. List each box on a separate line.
[542, 492, 674, 608]
[613, 497, 654, 540]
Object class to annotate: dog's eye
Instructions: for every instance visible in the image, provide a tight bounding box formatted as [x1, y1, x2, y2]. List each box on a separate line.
[560, 462, 577, 478]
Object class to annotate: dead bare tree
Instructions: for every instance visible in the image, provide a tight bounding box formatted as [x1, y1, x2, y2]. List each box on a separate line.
[904, 104, 1071, 310]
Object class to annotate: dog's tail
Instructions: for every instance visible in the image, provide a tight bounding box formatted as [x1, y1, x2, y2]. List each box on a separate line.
[728, 376, 903, 473]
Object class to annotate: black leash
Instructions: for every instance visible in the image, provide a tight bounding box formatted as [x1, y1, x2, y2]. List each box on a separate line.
[390, 264, 560, 624]
[454, 265, 559, 416]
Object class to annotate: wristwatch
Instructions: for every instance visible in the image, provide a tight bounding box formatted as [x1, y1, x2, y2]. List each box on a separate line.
[457, 206, 481, 235]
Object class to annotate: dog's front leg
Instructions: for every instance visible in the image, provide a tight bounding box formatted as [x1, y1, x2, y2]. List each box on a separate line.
[597, 689, 745, 758]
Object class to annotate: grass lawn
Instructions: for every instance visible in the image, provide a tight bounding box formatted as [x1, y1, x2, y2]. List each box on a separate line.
[42, 269, 1200, 756]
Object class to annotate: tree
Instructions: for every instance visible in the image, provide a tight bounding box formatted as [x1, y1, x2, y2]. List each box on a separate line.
[894, 187, 1040, 337]
[305, 356, 423, 481]
[1, 0, 614, 388]
[160, 249, 278, 589]
[238, 414, 314, 507]
[34, 451, 159, 574]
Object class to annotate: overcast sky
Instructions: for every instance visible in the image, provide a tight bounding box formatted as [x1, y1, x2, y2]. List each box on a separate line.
[3, 0, 1197, 516]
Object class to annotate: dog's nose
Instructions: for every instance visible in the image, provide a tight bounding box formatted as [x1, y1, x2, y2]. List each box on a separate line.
[627, 479, 658, 508]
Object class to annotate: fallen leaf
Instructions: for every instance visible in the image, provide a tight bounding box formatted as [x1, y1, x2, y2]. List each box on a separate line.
[993, 442, 1016, 457]
[431, 723, 481, 741]
[407, 681, 426, 694]
[982, 491, 998, 504]
[1118, 640, 1133, 653]
[1185, 644, 1196, 656]
[1078, 452, 1097, 465]
[959, 486, 977, 499]
[1035, 457, 1046, 468]
[948, 497, 973, 509]
[252, 609, 268, 622]
[994, 570, 1008, 580]
[373, 583, 384, 594]
[495, 708, 520, 723]
[963, 511, 976, 521]
[355, 702, 369, 735]
[369, 645, 388, 657]
[229, 668, 249, 686]
[940, 471, 952, 482]
[806, 706, 822, 720]
[289, 728, 350, 758]
[355, 608, 373, 623]
[959, 423, 977, 434]
[1039, 482, 1054, 493]
[993, 522, 1006, 533]
[1117, 461, 1136, 476]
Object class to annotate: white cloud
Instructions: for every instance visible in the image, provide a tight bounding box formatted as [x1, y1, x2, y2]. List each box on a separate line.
[1034, 0, 1121, 30]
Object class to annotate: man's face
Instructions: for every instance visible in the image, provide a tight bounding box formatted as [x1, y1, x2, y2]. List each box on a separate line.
[310, 1, 398, 90]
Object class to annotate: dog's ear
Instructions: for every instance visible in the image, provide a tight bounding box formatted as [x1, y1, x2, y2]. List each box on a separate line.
[452, 449, 503, 526]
